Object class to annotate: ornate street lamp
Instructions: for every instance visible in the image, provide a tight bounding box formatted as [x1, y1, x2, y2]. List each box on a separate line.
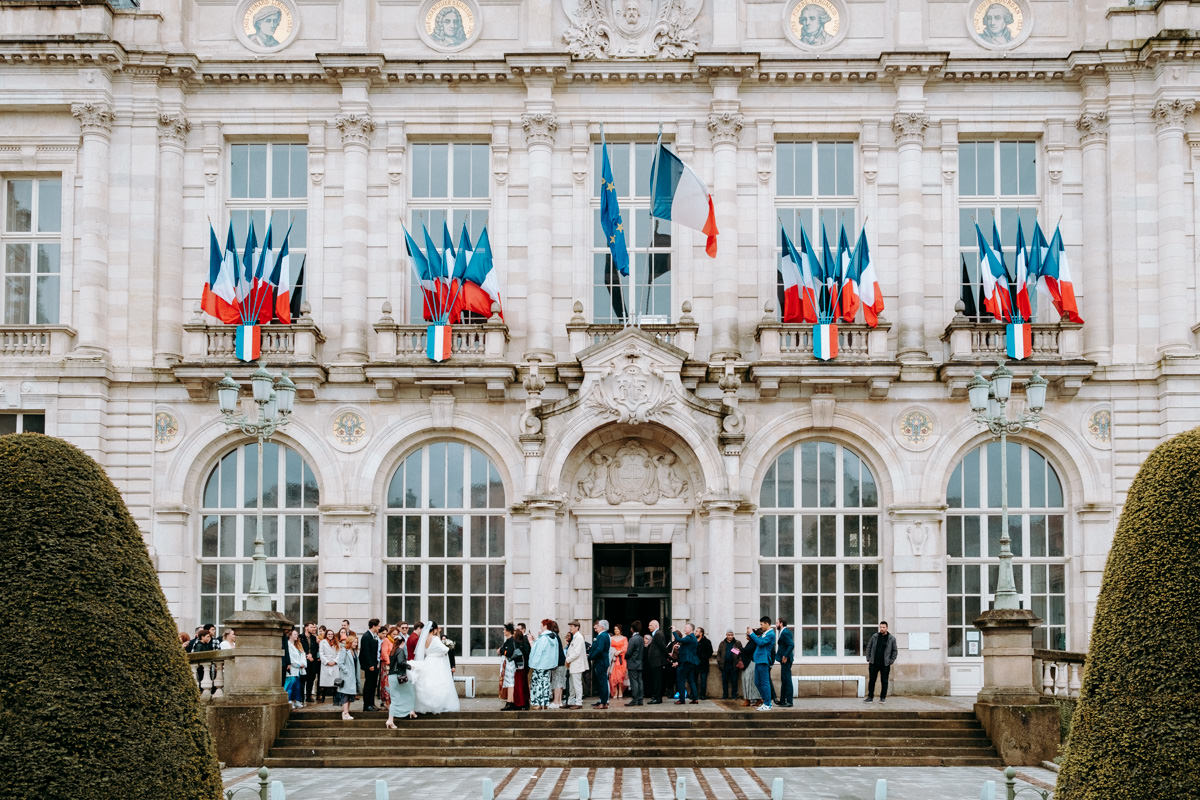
[216, 363, 296, 612]
[968, 364, 1047, 611]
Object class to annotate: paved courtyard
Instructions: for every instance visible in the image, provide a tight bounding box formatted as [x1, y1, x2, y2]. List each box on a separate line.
[223, 765, 1057, 799]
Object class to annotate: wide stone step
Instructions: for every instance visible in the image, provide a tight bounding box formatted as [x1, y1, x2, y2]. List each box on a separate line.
[284, 716, 983, 730]
[263, 754, 1003, 768]
[267, 743, 1000, 758]
[275, 732, 995, 748]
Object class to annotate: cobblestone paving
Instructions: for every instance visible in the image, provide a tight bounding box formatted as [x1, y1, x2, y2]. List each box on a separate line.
[223, 765, 1057, 799]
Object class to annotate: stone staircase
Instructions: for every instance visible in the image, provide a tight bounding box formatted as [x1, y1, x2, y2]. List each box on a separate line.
[265, 708, 1001, 768]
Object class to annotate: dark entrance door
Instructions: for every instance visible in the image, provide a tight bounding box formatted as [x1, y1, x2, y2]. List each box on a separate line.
[592, 544, 671, 635]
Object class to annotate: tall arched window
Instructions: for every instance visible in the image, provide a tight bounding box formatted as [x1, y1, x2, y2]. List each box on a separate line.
[199, 442, 320, 627]
[759, 441, 881, 657]
[946, 441, 1067, 655]
[385, 442, 506, 657]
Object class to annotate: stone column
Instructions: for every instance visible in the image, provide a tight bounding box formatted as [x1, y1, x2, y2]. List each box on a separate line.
[1152, 99, 1195, 355]
[71, 102, 115, 358]
[1077, 112, 1111, 361]
[336, 112, 374, 361]
[522, 111, 558, 361]
[155, 113, 190, 366]
[703, 499, 737, 635]
[527, 498, 560, 620]
[708, 110, 743, 359]
[892, 112, 929, 362]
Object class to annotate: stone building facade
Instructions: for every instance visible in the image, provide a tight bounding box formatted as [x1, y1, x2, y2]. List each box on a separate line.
[2, 0, 1198, 694]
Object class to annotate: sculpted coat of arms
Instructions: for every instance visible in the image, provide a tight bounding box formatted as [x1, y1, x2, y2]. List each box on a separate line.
[562, 0, 701, 59]
[576, 440, 691, 504]
[587, 357, 674, 425]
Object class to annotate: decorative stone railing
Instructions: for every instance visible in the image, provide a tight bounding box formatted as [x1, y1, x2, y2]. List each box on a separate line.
[0, 325, 76, 357]
[1032, 648, 1084, 698]
[755, 320, 890, 361]
[182, 317, 324, 364]
[564, 300, 699, 359]
[943, 319, 1082, 362]
[187, 650, 230, 703]
[372, 303, 509, 362]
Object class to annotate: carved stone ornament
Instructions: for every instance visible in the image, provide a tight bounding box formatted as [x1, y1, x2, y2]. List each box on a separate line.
[707, 112, 744, 146]
[586, 344, 676, 425]
[157, 113, 191, 147]
[418, 0, 482, 53]
[966, 0, 1031, 51]
[336, 114, 375, 148]
[783, 0, 848, 52]
[906, 521, 929, 556]
[562, 0, 701, 60]
[521, 112, 559, 148]
[575, 439, 691, 505]
[235, 0, 301, 53]
[1152, 99, 1196, 132]
[892, 112, 929, 147]
[71, 102, 115, 137]
[1075, 111, 1108, 145]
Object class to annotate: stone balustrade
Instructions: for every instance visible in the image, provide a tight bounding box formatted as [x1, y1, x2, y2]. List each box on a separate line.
[748, 311, 898, 399]
[564, 300, 699, 359]
[1032, 648, 1085, 698]
[756, 321, 890, 361]
[187, 650, 230, 703]
[939, 314, 1094, 398]
[372, 302, 509, 362]
[0, 325, 77, 358]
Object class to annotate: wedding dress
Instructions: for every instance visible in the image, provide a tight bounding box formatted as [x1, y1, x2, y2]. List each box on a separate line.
[411, 625, 460, 714]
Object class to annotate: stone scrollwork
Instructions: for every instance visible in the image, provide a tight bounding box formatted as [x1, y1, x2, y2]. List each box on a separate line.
[575, 439, 691, 505]
[71, 102, 115, 137]
[562, 0, 701, 60]
[892, 112, 929, 146]
[521, 112, 559, 148]
[586, 346, 675, 425]
[336, 113, 375, 147]
[707, 112, 744, 146]
[1075, 111, 1108, 145]
[157, 113, 191, 147]
[1151, 99, 1195, 132]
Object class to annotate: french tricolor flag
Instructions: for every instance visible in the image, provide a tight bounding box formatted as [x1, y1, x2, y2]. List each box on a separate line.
[235, 325, 261, 362]
[427, 324, 452, 362]
[814, 323, 838, 361]
[649, 143, 718, 257]
[1006, 322, 1032, 360]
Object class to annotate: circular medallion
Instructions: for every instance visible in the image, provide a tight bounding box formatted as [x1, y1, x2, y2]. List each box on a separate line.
[1083, 406, 1112, 450]
[234, 0, 300, 54]
[331, 408, 368, 451]
[418, 0, 482, 53]
[966, 0, 1031, 51]
[154, 409, 182, 451]
[896, 407, 937, 452]
[783, 0, 847, 52]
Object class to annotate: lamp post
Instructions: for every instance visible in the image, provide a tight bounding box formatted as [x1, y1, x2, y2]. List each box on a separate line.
[967, 364, 1047, 611]
[216, 363, 297, 613]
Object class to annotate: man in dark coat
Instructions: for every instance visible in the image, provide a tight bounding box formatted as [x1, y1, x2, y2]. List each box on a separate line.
[359, 618, 381, 712]
[696, 627, 714, 700]
[625, 619, 645, 705]
[716, 630, 742, 699]
[588, 619, 612, 709]
[671, 623, 700, 703]
[645, 619, 670, 704]
[864, 620, 899, 703]
[775, 618, 795, 707]
[300, 621, 321, 703]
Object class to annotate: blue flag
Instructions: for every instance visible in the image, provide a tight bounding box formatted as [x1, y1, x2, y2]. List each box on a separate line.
[600, 138, 630, 277]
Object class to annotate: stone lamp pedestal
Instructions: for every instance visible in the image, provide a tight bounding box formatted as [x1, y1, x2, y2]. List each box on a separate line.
[204, 609, 294, 766]
[972, 608, 1059, 765]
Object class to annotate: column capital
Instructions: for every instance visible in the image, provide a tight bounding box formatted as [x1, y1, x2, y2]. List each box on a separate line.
[521, 111, 558, 148]
[706, 111, 744, 146]
[157, 112, 191, 148]
[1075, 111, 1108, 146]
[892, 112, 929, 146]
[335, 112, 375, 148]
[1151, 99, 1194, 133]
[72, 102, 114, 137]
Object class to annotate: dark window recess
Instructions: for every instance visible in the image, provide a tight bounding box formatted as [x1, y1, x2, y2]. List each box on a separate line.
[0, 413, 45, 435]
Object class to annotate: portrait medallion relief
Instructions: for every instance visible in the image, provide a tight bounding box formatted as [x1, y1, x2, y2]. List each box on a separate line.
[418, 0, 482, 53]
[967, 0, 1031, 50]
[234, 0, 300, 54]
[783, 0, 847, 52]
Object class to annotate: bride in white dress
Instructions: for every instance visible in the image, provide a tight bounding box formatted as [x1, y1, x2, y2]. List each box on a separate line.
[411, 620, 460, 714]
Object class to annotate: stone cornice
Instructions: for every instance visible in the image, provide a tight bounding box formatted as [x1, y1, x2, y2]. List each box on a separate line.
[1076, 111, 1108, 146]
[892, 112, 929, 147]
[335, 113, 375, 148]
[521, 111, 558, 148]
[706, 111, 743, 146]
[71, 101, 114, 137]
[1152, 98, 1195, 132]
[157, 112, 191, 147]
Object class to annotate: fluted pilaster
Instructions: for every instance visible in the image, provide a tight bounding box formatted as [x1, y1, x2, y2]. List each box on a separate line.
[1076, 111, 1110, 361]
[1152, 99, 1195, 354]
[893, 112, 928, 361]
[522, 111, 558, 359]
[336, 112, 374, 360]
[71, 102, 115, 358]
[156, 112, 191, 365]
[709, 111, 743, 358]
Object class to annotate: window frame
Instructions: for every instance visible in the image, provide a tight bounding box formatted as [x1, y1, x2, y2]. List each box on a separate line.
[3, 176, 63, 326]
[589, 140, 673, 325]
[0, 411, 46, 435]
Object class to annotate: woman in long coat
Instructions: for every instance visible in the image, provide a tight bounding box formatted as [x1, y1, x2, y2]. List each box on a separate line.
[385, 632, 416, 727]
[318, 629, 339, 703]
[740, 635, 761, 706]
[336, 633, 361, 720]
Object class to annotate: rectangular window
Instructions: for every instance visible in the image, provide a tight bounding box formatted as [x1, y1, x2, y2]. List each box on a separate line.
[408, 143, 490, 323]
[3, 178, 61, 325]
[775, 142, 856, 320]
[227, 143, 308, 319]
[0, 411, 45, 435]
[591, 142, 671, 324]
[957, 141, 1041, 322]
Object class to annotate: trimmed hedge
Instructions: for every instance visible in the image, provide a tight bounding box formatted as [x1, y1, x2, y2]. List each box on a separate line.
[0, 434, 222, 800]
[1056, 428, 1200, 799]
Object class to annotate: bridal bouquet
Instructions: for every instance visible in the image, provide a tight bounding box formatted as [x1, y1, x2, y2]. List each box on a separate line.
[442, 638, 455, 650]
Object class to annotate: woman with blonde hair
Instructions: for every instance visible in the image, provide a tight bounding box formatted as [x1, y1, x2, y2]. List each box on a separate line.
[335, 631, 361, 720]
[318, 628, 338, 703]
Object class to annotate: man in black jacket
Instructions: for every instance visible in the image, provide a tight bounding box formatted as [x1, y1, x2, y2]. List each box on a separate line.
[695, 627, 714, 700]
[300, 621, 320, 703]
[645, 619, 670, 704]
[625, 619, 645, 706]
[864, 620, 899, 703]
[360, 618, 381, 712]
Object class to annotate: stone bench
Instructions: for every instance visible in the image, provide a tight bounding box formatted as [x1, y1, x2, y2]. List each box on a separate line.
[454, 674, 476, 698]
[792, 674, 866, 697]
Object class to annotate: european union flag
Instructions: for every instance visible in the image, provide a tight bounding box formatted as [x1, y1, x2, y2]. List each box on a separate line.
[600, 138, 630, 277]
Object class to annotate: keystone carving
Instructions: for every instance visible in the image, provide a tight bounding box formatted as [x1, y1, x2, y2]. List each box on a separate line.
[575, 439, 691, 504]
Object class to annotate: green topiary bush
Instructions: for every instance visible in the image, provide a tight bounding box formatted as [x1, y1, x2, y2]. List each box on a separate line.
[0, 434, 222, 800]
[1056, 427, 1200, 799]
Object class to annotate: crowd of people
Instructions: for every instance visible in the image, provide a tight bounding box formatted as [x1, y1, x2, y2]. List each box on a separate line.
[183, 616, 900, 725]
